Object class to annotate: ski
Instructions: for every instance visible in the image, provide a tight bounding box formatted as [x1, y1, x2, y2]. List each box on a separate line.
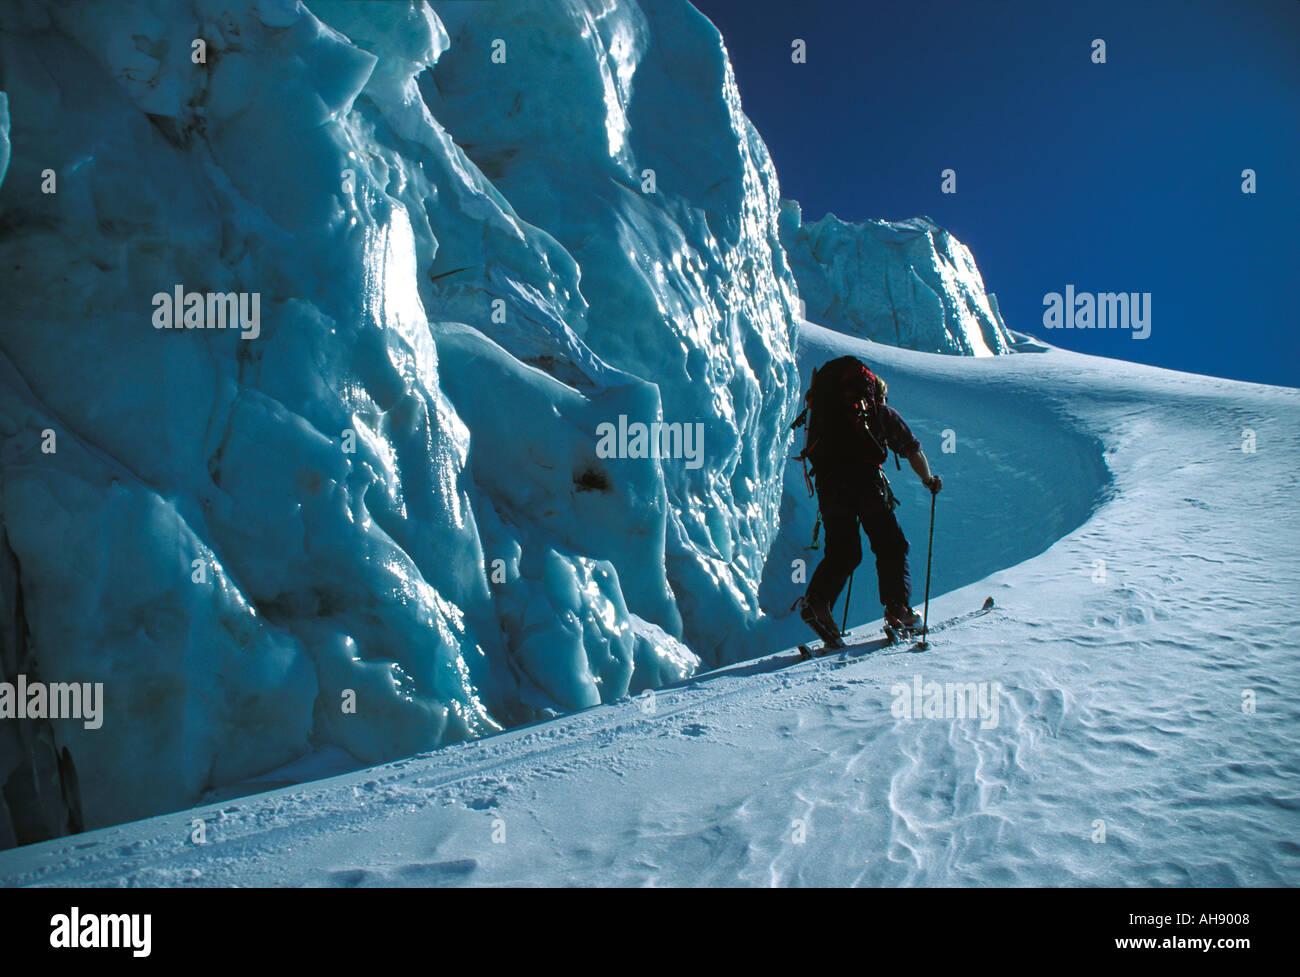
[882, 624, 921, 646]
[793, 597, 995, 664]
[925, 594, 996, 636]
[797, 639, 842, 661]
[884, 595, 996, 647]
[797, 641, 842, 661]
[795, 635, 875, 663]
[796, 616, 901, 661]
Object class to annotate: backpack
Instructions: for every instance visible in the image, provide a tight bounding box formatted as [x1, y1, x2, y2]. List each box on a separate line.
[790, 355, 890, 496]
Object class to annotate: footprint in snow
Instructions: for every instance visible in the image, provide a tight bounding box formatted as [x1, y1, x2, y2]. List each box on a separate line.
[328, 859, 478, 887]
[395, 859, 478, 881]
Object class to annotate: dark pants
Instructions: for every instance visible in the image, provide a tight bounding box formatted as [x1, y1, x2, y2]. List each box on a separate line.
[807, 473, 911, 611]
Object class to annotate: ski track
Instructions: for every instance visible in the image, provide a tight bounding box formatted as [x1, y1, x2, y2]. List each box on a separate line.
[2, 328, 1298, 887]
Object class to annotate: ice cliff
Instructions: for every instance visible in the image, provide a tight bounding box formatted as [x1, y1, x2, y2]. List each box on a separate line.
[0, 0, 1018, 849]
[779, 201, 1014, 355]
[0, 0, 798, 846]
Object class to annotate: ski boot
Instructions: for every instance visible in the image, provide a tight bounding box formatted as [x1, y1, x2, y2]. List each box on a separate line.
[883, 604, 924, 644]
[794, 595, 845, 654]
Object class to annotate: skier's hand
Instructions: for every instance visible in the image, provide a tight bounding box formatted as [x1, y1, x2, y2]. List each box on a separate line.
[924, 474, 942, 495]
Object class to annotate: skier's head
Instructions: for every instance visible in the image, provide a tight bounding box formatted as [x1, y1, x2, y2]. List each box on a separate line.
[875, 375, 888, 403]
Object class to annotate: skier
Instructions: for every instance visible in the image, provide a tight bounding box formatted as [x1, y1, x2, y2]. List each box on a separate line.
[791, 357, 942, 647]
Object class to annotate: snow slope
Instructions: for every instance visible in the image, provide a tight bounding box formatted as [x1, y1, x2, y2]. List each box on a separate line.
[4, 324, 1295, 886]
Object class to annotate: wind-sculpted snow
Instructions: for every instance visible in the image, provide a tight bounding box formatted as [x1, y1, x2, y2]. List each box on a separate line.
[0, 0, 794, 845]
[779, 201, 1014, 356]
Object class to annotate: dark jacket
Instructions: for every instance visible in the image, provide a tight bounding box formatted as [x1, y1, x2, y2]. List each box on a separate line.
[814, 404, 920, 487]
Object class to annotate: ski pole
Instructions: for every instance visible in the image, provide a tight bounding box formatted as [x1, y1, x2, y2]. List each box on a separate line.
[841, 570, 854, 636]
[918, 489, 936, 649]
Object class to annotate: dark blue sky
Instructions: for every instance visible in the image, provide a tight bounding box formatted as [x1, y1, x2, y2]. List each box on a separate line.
[691, 0, 1299, 387]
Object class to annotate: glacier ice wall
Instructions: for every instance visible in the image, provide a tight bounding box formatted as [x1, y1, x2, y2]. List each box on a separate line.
[779, 201, 1013, 356]
[424, 0, 801, 657]
[0, 0, 798, 845]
